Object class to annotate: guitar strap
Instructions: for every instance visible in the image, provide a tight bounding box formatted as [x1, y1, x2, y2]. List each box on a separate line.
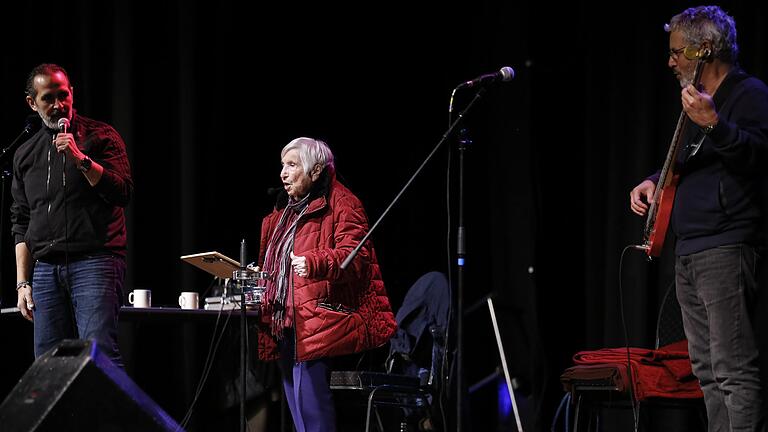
[685, 133, 706, 160]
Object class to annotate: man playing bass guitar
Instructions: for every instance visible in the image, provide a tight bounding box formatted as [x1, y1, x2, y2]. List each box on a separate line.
[629, 6, 768, 432]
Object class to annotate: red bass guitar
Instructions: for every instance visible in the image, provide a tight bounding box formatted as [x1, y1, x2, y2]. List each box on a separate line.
[639, 46, 711, 257]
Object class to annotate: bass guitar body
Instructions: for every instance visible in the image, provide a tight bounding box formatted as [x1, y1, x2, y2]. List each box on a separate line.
[645, 174, 678, 257]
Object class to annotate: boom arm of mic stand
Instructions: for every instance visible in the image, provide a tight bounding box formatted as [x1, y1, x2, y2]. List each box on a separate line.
[340, 88, 486, 270]
[0, 125, 35, 168]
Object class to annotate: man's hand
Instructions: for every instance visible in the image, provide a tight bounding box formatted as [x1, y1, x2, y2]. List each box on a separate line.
[681, 84, 718, 129]
[16, 285, 34, 322]
[53, 132, 85, 160]
[630, 179, 656, 216]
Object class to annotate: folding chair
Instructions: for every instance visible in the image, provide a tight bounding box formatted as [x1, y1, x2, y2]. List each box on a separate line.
[331, 271, 449, 432]
[559, 282, 705, 431]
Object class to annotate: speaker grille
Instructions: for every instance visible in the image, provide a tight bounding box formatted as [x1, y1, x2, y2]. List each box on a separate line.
[0, 339, 181, 431]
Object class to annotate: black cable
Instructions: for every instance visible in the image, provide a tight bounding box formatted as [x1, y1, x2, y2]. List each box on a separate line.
[440, 138, 452, 431]
[200, 275, 221, 299]
[431, 99, 455, 431]
[177, 303, 235, 429]
[618, 245, 640, 431]
[549, 392, 570, 432]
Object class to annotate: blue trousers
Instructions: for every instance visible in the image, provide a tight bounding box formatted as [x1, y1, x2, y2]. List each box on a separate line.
[278, 330, 337, 432]
[32, 254, 126, 368]
[676, 244, 764, 432]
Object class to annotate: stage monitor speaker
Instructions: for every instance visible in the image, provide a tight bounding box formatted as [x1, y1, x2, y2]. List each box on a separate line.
[0, 339, 181, 431]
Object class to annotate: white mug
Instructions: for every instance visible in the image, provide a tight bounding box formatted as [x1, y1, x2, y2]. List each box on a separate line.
[178, 292, 199, 310]
[128, 289, 151, 308]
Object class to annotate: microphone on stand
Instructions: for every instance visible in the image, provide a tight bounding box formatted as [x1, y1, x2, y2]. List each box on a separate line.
[240, 239, 247, 270]
[25, 114, 41, 134]
[449, 66, 516, 113]
[0, 115, 41, 167]
[455, 66, 515, 89]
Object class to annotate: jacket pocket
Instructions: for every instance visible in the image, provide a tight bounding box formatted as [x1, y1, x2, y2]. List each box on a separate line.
[317, 301, 357, 314]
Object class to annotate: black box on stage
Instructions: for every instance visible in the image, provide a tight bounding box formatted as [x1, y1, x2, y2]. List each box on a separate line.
[0, 339, 181, 431]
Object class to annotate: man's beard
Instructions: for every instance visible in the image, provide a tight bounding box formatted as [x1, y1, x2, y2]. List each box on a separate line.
[677, 68, 694, 88]
[38, 111, 65, 130]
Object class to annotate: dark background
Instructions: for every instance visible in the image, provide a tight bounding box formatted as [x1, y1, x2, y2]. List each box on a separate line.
[2, 1, 768, 430]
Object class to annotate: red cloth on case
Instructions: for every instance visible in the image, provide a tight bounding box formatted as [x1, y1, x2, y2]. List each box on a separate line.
[565, 340, 703, 400]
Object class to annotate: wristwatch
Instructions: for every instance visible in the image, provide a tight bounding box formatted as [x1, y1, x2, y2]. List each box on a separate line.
[702, 122, 717, 134]
[78, 156, 92, 173]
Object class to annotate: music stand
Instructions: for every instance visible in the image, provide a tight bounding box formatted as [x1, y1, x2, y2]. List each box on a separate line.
[180, 251, 241, 279]
[180, 250, 258, 432]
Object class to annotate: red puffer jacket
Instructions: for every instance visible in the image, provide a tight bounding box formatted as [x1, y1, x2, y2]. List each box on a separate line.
[257, 175, 397, 362]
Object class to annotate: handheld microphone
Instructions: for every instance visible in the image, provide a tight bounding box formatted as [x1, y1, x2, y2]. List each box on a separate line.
[456, 66, 515, 89]
[57, 117, 70, 133]
[57, 118, 70, 186]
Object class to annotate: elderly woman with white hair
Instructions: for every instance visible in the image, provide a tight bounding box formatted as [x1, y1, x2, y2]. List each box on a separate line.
[256, 137, 396, 432]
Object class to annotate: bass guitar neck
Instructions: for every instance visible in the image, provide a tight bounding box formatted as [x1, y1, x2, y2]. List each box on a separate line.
[638, 46, 711, 257]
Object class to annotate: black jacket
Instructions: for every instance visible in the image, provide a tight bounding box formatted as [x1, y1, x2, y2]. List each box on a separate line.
[10, 113, 133, 261]
[651, 70, 768, 255]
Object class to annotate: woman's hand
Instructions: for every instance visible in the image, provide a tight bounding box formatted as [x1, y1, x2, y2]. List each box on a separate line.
[290, 252, 308, 278]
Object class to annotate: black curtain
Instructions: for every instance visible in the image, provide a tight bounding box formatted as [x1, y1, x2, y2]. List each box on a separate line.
[2, 1, 768, 430]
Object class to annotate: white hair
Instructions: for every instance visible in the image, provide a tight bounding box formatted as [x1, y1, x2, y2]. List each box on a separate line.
[281, 137, 335, 175]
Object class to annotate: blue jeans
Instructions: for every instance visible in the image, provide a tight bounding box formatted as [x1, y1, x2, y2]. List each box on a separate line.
[32, 254, 126, 368]
[676, 244, 765, 432]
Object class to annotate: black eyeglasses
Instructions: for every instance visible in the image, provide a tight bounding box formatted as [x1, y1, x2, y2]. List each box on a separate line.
[668, 46, 688, 59]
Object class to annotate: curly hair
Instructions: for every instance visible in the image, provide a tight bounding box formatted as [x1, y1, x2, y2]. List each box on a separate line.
[666, 5, 738, 64]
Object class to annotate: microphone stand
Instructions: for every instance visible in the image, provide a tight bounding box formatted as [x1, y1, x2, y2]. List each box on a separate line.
[232, 241, 268, 432]
[454, 126, 471, 432]
[340, 88, 486, 270]
[0, 125, 35, 167]
[0, 166, 9, 307]
[0, 122, 36, 306]
[234, 239, 250, 432]
[340, 87, 487, 432]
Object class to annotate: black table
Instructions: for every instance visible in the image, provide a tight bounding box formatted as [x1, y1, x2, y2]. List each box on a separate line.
[119, 305, 280, 431]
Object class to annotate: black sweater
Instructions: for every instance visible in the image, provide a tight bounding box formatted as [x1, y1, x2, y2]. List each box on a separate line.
[651, 70, 768, 255]
[10, 113, 133, 261]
